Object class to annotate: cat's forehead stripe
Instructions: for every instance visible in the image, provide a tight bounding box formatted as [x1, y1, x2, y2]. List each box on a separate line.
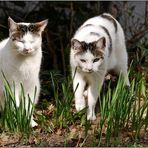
[100, 14, 118, 33]
[82, 24, 94, 28]
[11, 24, 40, 40]
[79, 24, 94, 31]
[76, 41, 104, 57]
[99, 25, 112, 56]
[90, 32, 100, 37]
[17, 24, 40, 33]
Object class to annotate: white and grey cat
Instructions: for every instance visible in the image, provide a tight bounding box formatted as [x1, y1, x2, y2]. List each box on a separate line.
[70, 13, 130, 120]
[0, 17, 48, 127]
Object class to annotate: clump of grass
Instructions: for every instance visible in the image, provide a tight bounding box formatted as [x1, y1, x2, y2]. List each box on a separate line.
[96, 72, 148, 146]
[50, 72, 86, 128]
[50, 67, 147, 146]
[50, 68, 147, 146]
[0, 74, 36, 133]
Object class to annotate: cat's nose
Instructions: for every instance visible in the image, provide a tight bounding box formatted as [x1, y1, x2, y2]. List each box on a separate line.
[88, 69, 93, 72]
[24, 48, 31, 53]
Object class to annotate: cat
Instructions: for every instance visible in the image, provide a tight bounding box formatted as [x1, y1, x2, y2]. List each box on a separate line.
[0, 17, 48, 127]
[70, 13, 130, 120]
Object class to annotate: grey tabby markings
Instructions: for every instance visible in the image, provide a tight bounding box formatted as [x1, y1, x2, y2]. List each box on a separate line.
[99, 25, 112, 56]
[100, 14, 118, 33]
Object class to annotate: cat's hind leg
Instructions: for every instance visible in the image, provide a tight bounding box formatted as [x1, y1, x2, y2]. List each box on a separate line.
[24, 82, 40, 127]
[114, 43, 130, 86]
[14, 86, 20, 107]
[114, 63, 130, 86]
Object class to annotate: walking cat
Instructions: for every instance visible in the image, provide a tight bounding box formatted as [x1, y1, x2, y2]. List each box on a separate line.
[0, 17, 48, 127]
[70, 13, 130, 120]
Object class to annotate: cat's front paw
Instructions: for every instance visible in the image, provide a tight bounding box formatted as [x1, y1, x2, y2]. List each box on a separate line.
[75, 101, 86, 111]
[83, 90, 88, 98]
[31, 119, 38, 127]
[87, 113, 96, 120]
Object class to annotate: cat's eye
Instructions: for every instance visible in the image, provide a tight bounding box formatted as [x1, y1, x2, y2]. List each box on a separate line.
[13, 38, 24, 43]
[17, 40, 24, 43]
[93, 58, 100, 63]
[93, 57, 104, 63]
[80, 59, 86, 63]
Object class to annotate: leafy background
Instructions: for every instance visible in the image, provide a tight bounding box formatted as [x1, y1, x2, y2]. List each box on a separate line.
[0, 1, 147, 73]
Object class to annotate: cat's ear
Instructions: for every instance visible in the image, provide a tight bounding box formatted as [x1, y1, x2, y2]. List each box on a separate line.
[35, 19, 48, 32]
[8, 17, 17, 33]
[71, 39, 82, 52]
[95, 37, 106, 50]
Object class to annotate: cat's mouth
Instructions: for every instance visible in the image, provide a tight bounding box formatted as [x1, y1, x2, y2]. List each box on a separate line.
[81, 68, 94, 73]
[77, 66, 94, 73]
[19, 49, 34, 56]
[82, 68, 93, 73]
[21, 52, 33, 56]
[85, 70, 93, 73]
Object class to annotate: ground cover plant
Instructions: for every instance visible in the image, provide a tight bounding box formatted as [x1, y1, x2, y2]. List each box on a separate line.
[0, 73, 35, 133]
[0, 43, 147, 147]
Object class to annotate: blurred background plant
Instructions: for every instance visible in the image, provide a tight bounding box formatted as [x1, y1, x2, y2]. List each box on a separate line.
[0, 1, 147, 77]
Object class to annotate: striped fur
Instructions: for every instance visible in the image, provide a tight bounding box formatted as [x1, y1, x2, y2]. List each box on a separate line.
[70, 13, 130, 121]
[100, 14, 118, 32]
[90, 32, 100, 37]
[99, 25, 112, 55]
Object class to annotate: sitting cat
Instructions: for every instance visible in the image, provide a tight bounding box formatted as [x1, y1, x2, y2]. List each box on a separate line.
[70, 13, 130, 120]
[0, 17, 48, 127]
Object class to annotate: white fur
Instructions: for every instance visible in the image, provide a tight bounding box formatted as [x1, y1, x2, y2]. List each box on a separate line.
[0, 19, 47, 127]
[70, 13, 130, 120]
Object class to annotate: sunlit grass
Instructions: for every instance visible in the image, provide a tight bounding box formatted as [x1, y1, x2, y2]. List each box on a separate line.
[0, 73, 36, 133]
[50, 69, 147, 146]
[0, 66, 147, 146]
[50, 71, 86, 128]
[96, 72, 148, 146]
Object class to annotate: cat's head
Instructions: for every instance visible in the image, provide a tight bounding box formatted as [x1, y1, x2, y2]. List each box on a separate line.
[8, 17, 48, 56]
[71, 37, 106, 73]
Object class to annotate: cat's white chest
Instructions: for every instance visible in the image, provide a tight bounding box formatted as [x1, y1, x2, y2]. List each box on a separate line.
[18, 56, 40, 80]
[18, 60, 35, 80]
[2, 53, 41, 84]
